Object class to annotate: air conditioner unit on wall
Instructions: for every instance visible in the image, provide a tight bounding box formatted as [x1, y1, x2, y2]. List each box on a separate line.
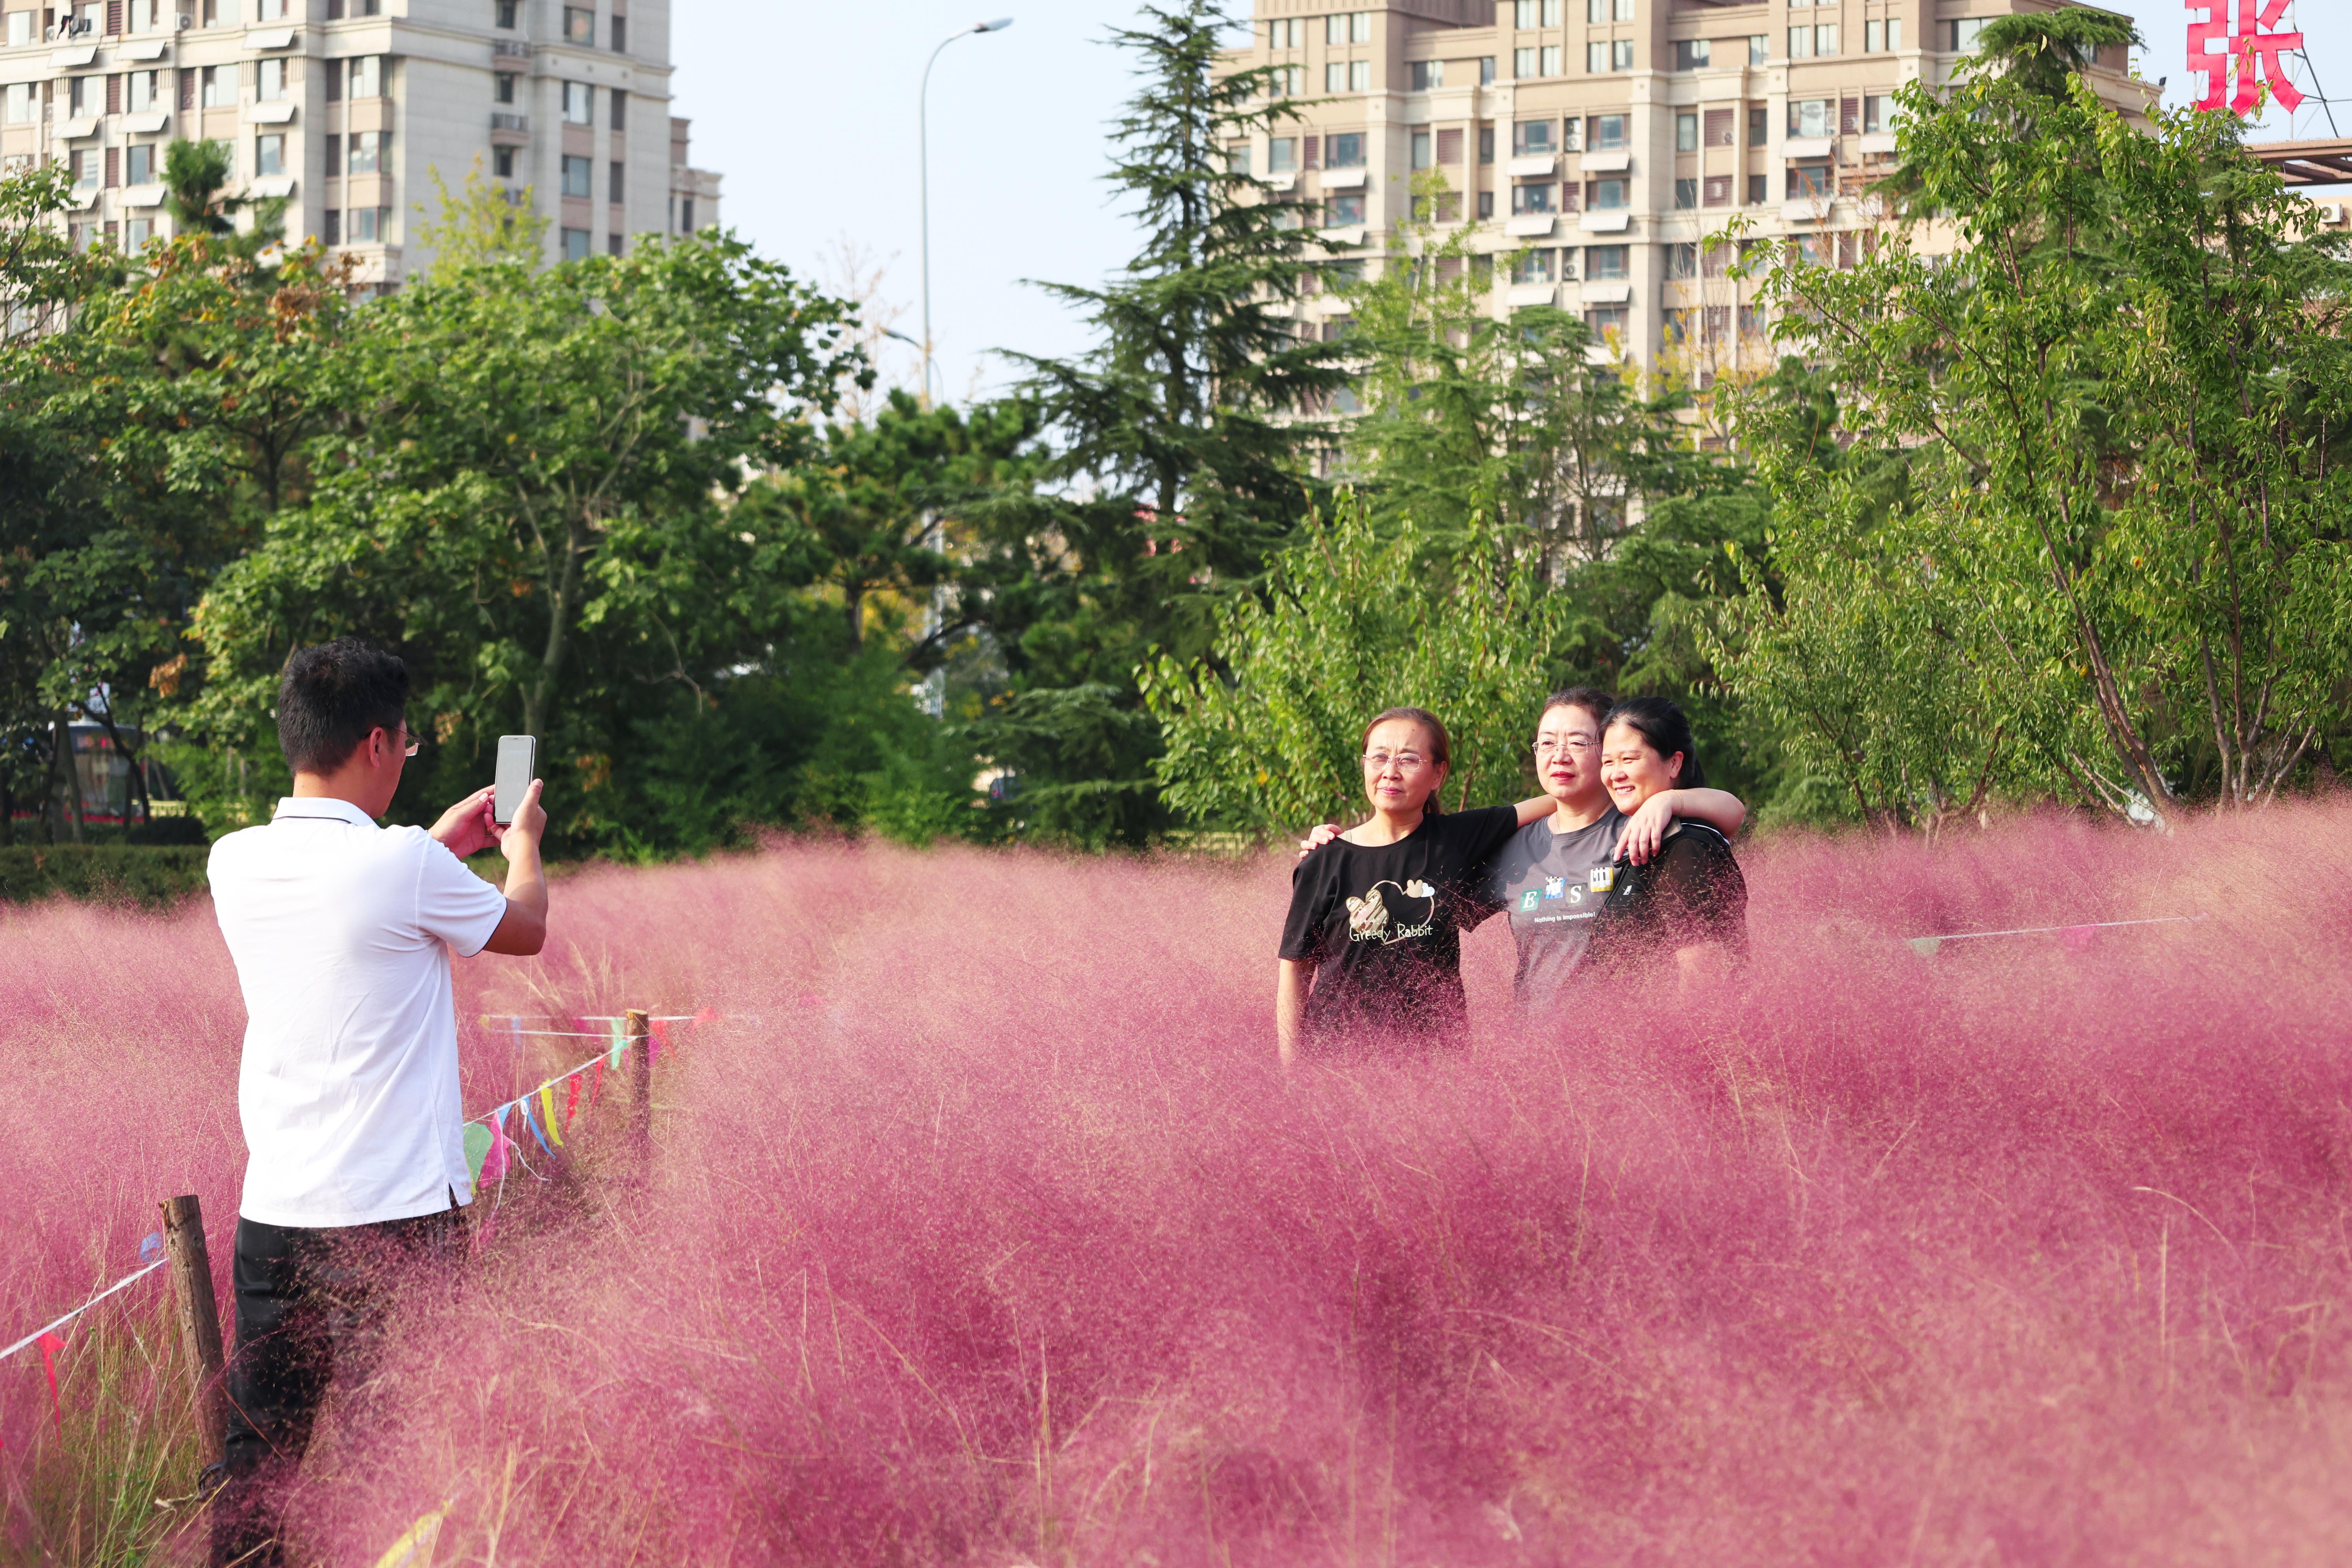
[177, 13, 191, 26]
[2316, 201, 2346, 227]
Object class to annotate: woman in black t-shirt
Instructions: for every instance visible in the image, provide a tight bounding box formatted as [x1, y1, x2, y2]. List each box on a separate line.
[1277, 707, 1548, 1062]
[1584, 696, 1749, 988]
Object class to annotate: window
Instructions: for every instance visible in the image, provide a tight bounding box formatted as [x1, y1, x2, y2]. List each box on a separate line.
[1409, 59, 1441, 91]
[1748, 34, 1768, 65]
[125, 142, 152, 184]
[1515, 47, 1537, 78]
[1541, 45, 1561, 74]
[563, 227, 591, 260]
[1749, 104, 1767, 143]
[1864, 94, 1893, 134]
[1510, 248, 1552, 284]
[254, 0, 283, 17]
[1477, 189, 1494, 218]
[349, 130, 382, 173]
[1702, 242, 1730, 278]
[5, 10, 29, 44]
[1787, 26, 1812, 58]
[1840, 95, 1860, 134]
[324, 132, 339, 170]
[562, 153, 591, 196]
[1588, 176, 1627, 209]
[1272, 63, 1303, 95]
[326, 58, 341, 99]
[1513, 0, 1562, 24]
[1434, 191, 1461, 223]
[1611, 40, 1633, 69]
[350, 203, 388, 241]
[1794, 233, 1826, 267]
[1585, 305, 1628, 340]
[1511, 181, 1554, 214]
[1747, 172, 1766, 204]
[1673, 38, 1709, 71]
[1268, 136, 1296, 173]
[1436, 127, 1462, 163]
[1478, 125, 1494, 163]
[1885, 18, 1902, 51]
[202, 65, 224, 106]
[1586, 243, 1627, 279]
[179, 68, 194, 109]
[1673, 178, 1697, 209]
[1813, 24, 1837, 56]
[1703, 174, 1731, 206]
[1410, 130, 1431, 169]
[610, 13, 623, 51]
[494, 145, 516, 177]
[563, 80, 592, 123]
[1864, 18, 1880, 52]
[1303, 136, 1319, 168]
[1787, 163, 1831, 197]
[1325, 60, 1345, 93]
[1226, 140, 1249, 175]
[324, 208, 340, 244]
[1704, 108, 1732, 147]
[1349, 59, 1369, 91]
[103, 145, 116, 185]
[2, 83, 29, 123]
[1561, 181, 1580, 211]
[1675, 112, 1697, 152]
[350, 54, 381, 97]
[1584, 42, 1604, 73]
[127, 70, 156, 111]
[1948, 18, 1984, 52]
[71, 148, 99, 187]
[1326, 192, 1365, 225]
[608, 231, 622, 254]
[258, 57, 286, 101]
[495, 0, 517, 25]
[1586, 0, 1602, 20]
[1613, 0, 1633, 17]
[1788, 98, 1829, 138]
[495, 72, 516, 103]
[1590, 114, 1627, 150]
[1326, 11, 1369, 43]
[1328, 131, 1365, 167]
[254, 133, 283, 176]
[1513, 118, 1553, 156]
[1268, 17, 1300, 47]
[69, 74, 94, 114]
[1667, 241, 1697, 279]
[564, 5, 592, 44]
[1480, 56, 1496, 83]
[609, 160, 623, 201]
[1563, 116, 1581, 150]
[125, 216, 150, 247]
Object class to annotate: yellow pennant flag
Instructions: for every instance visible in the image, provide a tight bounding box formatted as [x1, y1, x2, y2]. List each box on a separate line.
[539, 1082, 565, 1147]
[372, 1503, 447, 1568]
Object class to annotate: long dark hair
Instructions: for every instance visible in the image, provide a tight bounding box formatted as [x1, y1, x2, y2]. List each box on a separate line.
[1602, 696, 1704, 788]
[1362, 706, 1452, 815]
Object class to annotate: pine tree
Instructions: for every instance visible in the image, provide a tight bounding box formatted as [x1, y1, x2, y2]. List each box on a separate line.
[971, 1, 1346, 844]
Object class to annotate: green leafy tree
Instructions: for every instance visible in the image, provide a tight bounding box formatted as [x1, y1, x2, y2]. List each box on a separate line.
[1720, 77, 2352, 826]
[1142, 496, 1573, 834]
[190, 230, 865, 847]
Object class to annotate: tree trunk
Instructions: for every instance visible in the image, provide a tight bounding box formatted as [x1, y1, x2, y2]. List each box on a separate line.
[524, 515, 588, 739]
[62, 715, 86, 844]
[844, 586, 865, 650]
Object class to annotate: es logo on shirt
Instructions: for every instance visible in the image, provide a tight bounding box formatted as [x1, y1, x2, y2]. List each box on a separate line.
[1543, 876, 1567, 900]
[1589, 865, 1616, 894]
[1519, 889, 1541, 912]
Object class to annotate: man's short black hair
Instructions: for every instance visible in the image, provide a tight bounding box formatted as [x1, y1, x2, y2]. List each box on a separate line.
[278, 638, 410, 775]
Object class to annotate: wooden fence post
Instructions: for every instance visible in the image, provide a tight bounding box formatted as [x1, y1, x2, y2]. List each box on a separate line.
[627, 1008, 651, 1167]
[159, 1194, 227, 1472]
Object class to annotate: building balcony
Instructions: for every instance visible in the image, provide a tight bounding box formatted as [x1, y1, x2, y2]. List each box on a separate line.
[50, 43, 97, 65]
[59, 114, 100, 139]
[491, 111, 530, 144]
[249, 100, 296, 124]
[492, 36, 531, 57]
[125, 109, 170, 133]
[1319, 165, 1367, 189]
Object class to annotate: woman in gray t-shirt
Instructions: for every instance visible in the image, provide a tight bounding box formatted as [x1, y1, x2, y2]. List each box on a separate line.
[1483, 688, 1747, 1017]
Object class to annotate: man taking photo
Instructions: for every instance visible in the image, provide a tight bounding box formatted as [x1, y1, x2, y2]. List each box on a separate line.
[205, 638, 548, 1566]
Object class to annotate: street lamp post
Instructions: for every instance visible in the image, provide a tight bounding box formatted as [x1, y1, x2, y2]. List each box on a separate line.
[919, 16, 1012, 407]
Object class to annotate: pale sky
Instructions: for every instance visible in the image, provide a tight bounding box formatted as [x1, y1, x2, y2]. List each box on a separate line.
[672, 1, 2348, 410]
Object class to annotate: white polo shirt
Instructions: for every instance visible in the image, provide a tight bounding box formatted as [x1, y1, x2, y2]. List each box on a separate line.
[209, 796, 510, 1228]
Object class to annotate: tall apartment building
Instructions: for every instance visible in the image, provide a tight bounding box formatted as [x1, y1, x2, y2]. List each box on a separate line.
[0, 0, 722, 287]
[1223, 0, 2153, 381]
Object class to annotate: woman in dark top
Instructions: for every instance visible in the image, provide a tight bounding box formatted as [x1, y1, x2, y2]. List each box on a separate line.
[1277, 707, 1547, 1063]
[1584, 696, 1748, 987]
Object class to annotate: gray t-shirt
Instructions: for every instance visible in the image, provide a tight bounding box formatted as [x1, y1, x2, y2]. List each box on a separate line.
[1484, 811, 1628, 1016]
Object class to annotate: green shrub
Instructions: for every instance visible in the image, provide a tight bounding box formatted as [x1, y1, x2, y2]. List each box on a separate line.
[0, 844, 211, 905]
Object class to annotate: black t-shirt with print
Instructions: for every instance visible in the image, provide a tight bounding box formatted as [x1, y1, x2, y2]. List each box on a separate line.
[1584, 820, 1748, 978]
[1485, 810, 1628, 1016]
[1280, 805, 1522, 1046]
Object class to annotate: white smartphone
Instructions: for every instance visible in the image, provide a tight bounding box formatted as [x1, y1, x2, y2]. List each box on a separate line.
[493, 735, 537, 826]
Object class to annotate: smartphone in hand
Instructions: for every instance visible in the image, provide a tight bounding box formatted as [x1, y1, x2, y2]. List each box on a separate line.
[493, 735, 537, 827]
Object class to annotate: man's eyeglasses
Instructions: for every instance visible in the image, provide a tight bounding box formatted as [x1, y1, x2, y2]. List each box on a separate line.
[1532, 735, 1599, 757]
[386, 724, 423, 759]
[1363, 750, 1430, 771]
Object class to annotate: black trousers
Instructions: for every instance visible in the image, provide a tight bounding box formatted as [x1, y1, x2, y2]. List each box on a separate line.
[212, 1200, 465, 1568]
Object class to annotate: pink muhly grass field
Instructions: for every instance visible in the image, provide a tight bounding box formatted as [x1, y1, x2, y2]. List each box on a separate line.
[5, 810, 2352, 1564]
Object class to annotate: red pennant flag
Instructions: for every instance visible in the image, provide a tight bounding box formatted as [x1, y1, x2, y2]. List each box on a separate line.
[564, 1074, 582, 1129]
[38, 1332, 65, 1426]
[649, 1018, 669, 1065]
[590, 1057, 605, 1107]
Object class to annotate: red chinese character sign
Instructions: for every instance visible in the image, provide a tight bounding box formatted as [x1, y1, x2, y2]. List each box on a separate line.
[2187, 0, 2305, 114]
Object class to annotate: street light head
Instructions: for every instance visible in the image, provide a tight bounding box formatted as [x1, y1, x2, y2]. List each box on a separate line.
[975, 16, 1013, 31]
